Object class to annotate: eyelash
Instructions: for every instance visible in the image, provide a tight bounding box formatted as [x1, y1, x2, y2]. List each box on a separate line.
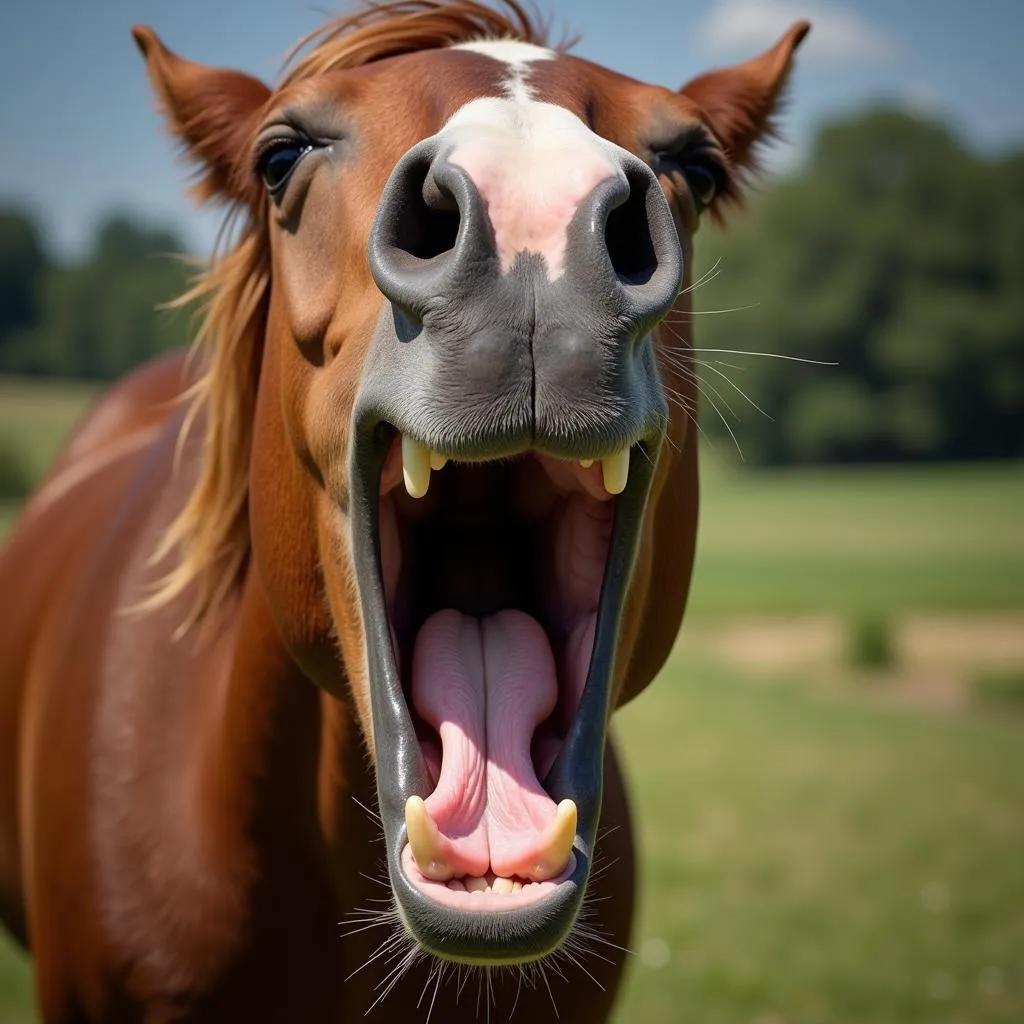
[653, 149, 726, 211]
[253, 135, 318, 195]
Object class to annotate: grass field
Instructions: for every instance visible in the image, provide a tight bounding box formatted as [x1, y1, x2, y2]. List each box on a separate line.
[0, 377, 1021, 1022]
[690, 460, 1024, 617]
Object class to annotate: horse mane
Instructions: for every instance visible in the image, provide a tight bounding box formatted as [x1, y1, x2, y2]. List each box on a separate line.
[145, 1, 554, 627]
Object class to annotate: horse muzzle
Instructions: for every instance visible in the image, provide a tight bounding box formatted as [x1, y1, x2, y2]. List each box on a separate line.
[348, 136, 681, 964]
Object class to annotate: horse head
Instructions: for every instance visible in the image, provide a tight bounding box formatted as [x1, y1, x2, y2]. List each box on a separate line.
[134, 0, 807, 968]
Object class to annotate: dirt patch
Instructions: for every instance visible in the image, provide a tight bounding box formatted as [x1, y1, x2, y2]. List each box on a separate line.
[676, 612, 1024, 718]
[902, 613, 1024, 669]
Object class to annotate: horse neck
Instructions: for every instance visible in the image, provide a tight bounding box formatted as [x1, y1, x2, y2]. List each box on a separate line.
[196, 564, 380, 898]
[201, 332, 383, 893]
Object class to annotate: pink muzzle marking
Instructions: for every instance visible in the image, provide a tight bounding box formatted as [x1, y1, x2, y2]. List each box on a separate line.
[449, 139, 617, 280]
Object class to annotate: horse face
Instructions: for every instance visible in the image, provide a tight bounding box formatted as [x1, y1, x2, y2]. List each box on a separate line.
[137, 13, 807, 967]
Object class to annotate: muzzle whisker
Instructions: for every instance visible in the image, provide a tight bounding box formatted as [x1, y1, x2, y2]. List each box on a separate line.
[365, 944, 420, 1015]
[692, 347, 839, 366]
[351, 795, 384, 824]
[344, 926, 408, 981]
[664, 300, 760, 320]
[677, 254, 724, 297]
[537, 960, 560, 1020]
[698, 360, 774, 420]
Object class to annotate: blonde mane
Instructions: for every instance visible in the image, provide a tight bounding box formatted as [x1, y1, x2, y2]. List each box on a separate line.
[147, 1, 552, 625]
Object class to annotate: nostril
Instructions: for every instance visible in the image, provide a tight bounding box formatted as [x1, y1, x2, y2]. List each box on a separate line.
[392, 159, 460, 262]
[604, 168, 658, 285]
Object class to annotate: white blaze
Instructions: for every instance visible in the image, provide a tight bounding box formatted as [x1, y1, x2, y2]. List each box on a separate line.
[445, 40, 627, 280]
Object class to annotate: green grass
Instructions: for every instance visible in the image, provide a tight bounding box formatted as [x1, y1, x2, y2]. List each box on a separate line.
[690, 460, 1024, 616]
[0, 933, 31, 1024]
[613, 659, 1024, 1024]
[0, 377, 99, 480]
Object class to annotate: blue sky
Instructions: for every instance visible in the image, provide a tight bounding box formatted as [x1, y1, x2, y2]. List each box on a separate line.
[1, 0, 1021, 258]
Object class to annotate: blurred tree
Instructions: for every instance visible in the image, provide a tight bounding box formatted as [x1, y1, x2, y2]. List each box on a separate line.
[0, 208, 49, 365]
[0, 210, 192, 379]
[694, 106, 1024, 464]
[0, 104, 1021, 464]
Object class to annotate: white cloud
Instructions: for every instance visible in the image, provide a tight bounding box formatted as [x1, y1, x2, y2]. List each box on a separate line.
[697, 0, 893, 66]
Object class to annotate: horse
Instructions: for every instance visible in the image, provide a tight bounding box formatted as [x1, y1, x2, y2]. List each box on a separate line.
[0, 2, 808, 1019]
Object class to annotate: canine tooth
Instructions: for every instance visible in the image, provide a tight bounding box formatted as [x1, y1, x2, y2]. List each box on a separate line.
[579, 458, 594, 469]
[404, 796, 453, 880]
[602, 448, 630, 495]
[429, 452, 448, 471]
[512, 880, 523, 892]
[465, 876, 488, 893]
[402, 436, 431, 498]
[492, 877, 515, 894]
[527, 799, 577, 881]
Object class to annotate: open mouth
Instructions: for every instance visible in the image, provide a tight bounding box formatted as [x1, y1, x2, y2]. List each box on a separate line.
[349, 419, 657, 963]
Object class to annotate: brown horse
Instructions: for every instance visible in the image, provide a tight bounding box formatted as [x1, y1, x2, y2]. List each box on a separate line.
[0, 2, 807, 1019]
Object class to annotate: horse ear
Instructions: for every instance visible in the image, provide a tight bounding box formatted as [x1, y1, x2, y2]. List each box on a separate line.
[132, 26, 271, 207]
[681, 21, 810, 177]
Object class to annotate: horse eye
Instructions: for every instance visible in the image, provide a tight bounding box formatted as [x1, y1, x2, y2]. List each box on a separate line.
[258, 142, 312, 194]
[683, 163, 718, 211]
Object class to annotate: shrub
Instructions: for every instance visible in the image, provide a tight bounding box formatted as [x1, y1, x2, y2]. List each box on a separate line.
[0, 435, 33, 500]
[972, 671, 1024, 713]
[846, 614, 896, 671]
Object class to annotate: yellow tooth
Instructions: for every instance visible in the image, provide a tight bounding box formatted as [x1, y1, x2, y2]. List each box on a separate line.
[402, 436, 431, 498]
[492, 876, 515, 894]
[602, 448, 630, 495]
[527, 799, 577, 881]
[430, 452, 448, 471]
[405, 796, 453, 880]
[579, 458, 594, 469]
[465, 876, 488, 893]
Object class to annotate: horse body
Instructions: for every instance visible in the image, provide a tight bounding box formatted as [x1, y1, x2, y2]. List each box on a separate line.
[0, 3, 807, 1019]
[0, 352, 635, 1020]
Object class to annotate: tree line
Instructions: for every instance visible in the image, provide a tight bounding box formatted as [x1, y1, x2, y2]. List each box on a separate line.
[694, 106, 1023, 464]
[0, 105, 1020, 465]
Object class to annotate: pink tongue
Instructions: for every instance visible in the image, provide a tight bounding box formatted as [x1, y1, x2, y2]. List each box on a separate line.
[411, 609, 559, 879]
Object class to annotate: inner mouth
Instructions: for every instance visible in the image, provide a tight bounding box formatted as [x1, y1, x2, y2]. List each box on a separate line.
[376, 433, 624, 907]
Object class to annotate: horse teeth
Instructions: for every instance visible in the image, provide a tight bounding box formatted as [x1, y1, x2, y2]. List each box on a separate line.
[447, 878, 466, 892]
[429, 451, 448, 471]
[404, 796, 453, 880]
[401, 436, 431, 498]
[526, 799, 577, 881]
[579, 458, 594, 469]
[602, 448, 630, 495]
[512, 880, 523, 892]
[492, 876, 515, 894]
[465, 876, 488, 893]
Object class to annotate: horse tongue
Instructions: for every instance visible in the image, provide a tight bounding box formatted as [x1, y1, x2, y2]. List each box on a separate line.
[411, 609, 560, 879]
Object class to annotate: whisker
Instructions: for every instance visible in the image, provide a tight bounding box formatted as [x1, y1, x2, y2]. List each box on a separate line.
[352, 795, 383, 823]
[366, 945, 419, 1014]
[565, 948, 607, 988]
[511, 968, 525, 1019]
[538, 961, 559, 1019]
[699, 360, 773, 420]
[692, 347, 838, 366]
[425, 963, 444, 1024]
[664, 301, 759, 319]
[457, 963, 472, 1003]
[677, 255, 723, 297]
[346, 928, 407, 981]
